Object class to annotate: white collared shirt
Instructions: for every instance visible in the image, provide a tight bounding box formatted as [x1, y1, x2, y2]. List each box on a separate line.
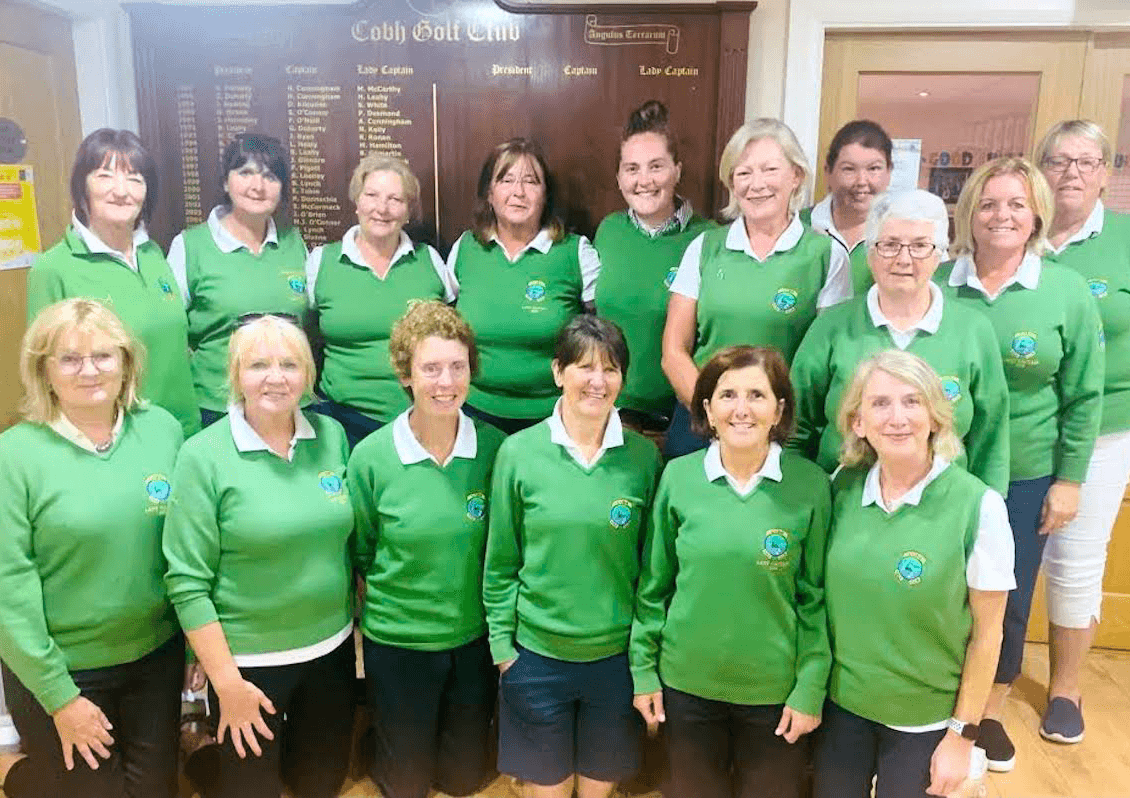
[628, 196, 694, 238]
[703, 440, 783, 497]
[227, 402, 316, 462]
[866, 282, 945, 350]
[391, 408, 477, 467]
[948, 252, 1042, 300]
[445, 229, 601, 303]
[670, 214, 851, 308]
[304, 225, 457, 305]
[1049, 199, 1105, 255]
[71, 212, 149, 273]
[547, 398, 624, 468]
[49, 409, 125, 454]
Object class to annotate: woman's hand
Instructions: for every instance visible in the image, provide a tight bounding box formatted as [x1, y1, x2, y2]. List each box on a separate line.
[52, 696, 114, 771]
[1039, 479, 1081, 535]
[213, 676, 276, 758]
[498, 658, 516, 675]
[633, 691, 666, 736]
[775, 705, 820, 743]
[927, 731, 973, 796]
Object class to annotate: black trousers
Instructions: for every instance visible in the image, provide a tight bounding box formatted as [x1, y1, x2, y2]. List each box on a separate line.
[812, 700, 946, 798]
[362, 635, 496, 798]
[202, 635, 356, 798]
[1, 633, 184, 798]
[662, 686, 808, 798]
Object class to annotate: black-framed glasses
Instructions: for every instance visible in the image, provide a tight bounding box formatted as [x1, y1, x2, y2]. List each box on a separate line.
[1041, 156, 1105, 175]
[235, 312, 301, 328]
[873, 240, 937, 260]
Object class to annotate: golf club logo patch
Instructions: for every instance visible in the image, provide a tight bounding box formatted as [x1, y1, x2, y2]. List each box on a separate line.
[940, 376, 961, 402]
[664, 266, 678, 288]
[1088, 278, 1108, 299]
[158, 278, 174, 295]
[466, 491, 486, 521]
[319, 470, 347, 503]
[1008, 331, 1039, 367]
[772, 288, 798, 314]
[524, 280, 547, 302]
[758, 529, 793, 571]
[145, 473, 171, 515]
[895, 551, 926, 585]
[287, 275, 306, 295]
[609, 498, 634, 529]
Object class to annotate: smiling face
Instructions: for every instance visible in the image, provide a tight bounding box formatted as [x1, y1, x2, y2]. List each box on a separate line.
[489, 155, 546, 233]
[47, 328, 124, 417]
[552, 346, 623, 423]
[851, 368, 935, 464]
[972, 172, 1037, 257]
[827, 142, 891, 218]
[404, 335, 471, 420]
[731, 137, 803, 228]
[356, 169, 410, 243]
[869, 218, 940, 300]
[84, 154, 146, 230]
[225, 159, 282, 219]
[237, 336, 306, 420]
[1040, 133, 1108, 220]
[703, 364, 783, 452]
[617, 131, 681, 227]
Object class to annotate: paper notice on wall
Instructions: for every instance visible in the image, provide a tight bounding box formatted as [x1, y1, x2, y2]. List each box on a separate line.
[0, 164, 42, 271]
[890, 139, 923, 192]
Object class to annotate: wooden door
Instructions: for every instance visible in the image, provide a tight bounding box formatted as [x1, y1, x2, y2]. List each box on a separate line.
[0, 0, 82, 429]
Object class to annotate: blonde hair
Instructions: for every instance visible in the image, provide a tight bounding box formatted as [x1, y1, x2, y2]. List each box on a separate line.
[388, 300, 479, 390]
[1034, 119, 1112, 166]
[719, 119, 810, 220]
[227, 315, 316, 405]
[19, 298, 145, 423]
[952, 157, 1053, 256]
[837, 350, 963, 468]
[347, 153, 420, 216]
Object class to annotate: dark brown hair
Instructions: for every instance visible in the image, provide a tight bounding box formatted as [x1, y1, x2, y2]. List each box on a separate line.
[622, 99, 679, 164]
[471, 138, 562, 245]
[554, 315, 629, 377]
[690, 345, 794, 443]
[220, 133, 290, 206]
[825, 120, 893, 172]
[70, 128, 159, 227]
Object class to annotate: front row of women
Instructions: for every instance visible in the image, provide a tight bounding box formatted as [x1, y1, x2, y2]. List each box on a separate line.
[0, 293, 1008, 798]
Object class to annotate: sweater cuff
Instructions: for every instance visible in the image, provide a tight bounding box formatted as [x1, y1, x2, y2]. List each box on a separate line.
[174, 596, 219, 633]
[489, 635, 517, 665]
[785, 683, 827, 717]
[1055, 456, 1091, 484]
[37, 678, 82, 716]
[631, 666, 661, 696]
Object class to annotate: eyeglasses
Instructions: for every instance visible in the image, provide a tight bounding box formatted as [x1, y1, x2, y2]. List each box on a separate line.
[51, 352, 121, 375]
[1041, 156, 1105, 175]
[873, 240, 937, 260]
[235, 312, 301, 328]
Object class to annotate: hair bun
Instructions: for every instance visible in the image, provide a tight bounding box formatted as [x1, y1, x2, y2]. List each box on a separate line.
[626, 100, 669, 136]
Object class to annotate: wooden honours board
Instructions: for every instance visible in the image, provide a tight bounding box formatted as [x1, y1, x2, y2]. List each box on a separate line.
[127, 0, 754, 250]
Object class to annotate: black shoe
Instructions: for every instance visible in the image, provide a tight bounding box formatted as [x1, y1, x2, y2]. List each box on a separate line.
[977, 718, 1016, 772]
[1040, 697, 1084, 744]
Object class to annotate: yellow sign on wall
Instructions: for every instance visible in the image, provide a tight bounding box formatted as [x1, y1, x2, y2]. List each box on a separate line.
[0, 164, 42, 270]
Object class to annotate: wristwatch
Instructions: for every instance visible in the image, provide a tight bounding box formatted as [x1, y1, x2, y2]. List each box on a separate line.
[946, 717, 980, 740]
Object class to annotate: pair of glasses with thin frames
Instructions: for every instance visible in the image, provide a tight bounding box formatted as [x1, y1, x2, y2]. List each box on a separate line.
[51, 352, 121, 375]
[872, 241, 937, 260]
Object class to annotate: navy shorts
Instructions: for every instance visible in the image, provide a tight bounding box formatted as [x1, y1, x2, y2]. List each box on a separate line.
[497, 645, 641, 786]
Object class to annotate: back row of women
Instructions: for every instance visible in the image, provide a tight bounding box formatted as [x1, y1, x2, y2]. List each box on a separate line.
[0, 98, 1125, 798]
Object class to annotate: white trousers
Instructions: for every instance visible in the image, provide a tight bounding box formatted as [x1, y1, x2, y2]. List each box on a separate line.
[1043, 429, 1130, 628]
[0, 668, 19, 750]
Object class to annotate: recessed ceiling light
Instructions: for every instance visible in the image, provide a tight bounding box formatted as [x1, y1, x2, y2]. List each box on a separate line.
[918, 91, 930, 97]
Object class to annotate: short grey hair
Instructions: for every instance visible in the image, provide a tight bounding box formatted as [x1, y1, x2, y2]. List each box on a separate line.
[1034, 119, 1112, 166]
[719, 118, 811, 220]
[865, 189, 950, 254]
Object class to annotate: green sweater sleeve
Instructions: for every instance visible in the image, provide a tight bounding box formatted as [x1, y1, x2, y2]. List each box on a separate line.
[162, 447, 223, 632]
[26, 261, 66, 321]
[0, 453, 80, 713]
[629, 467, 678, 695]
[482, 443, 524, 664]
[348, 445, 380, 575]
[788, 316, 834, 464]
[964, 320, 1011, 494]
[785, 471, 832, 716]
[1056, 286, 1105, 482]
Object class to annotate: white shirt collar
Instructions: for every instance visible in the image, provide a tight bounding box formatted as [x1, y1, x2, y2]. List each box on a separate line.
[490, 228, 554, 263]
[862, 455, 951, 513]
[808, 194, 837, 236]
[71, 212, 149, 271]
[725, 214, 804, 263]
[703, 440, 783, 497]
[948, 252, 1042, 299]
[628, 196, 694, 238]
[547, 397, 624, 468]
[207, 205, 279, 254]
[391, 408, 477, 467]
[340, 225, 414, 270]
[227, 402, 316, 462]
[1050, 199, 1105, 254]
[49, 409, 124, 454]
[866, 282, 945, 339]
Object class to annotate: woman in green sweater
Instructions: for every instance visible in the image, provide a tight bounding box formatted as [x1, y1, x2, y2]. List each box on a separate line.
[484, 315, 662, 798]
[350, 301, 505, 798]
[938, 157, 1104, 772]
[167, 133, 309, 428]
[631, 345, 830, 798]
[1035, 120, 1130, 744]
[815, 350, 1013, 798]
[450, 138, 601, 434]
[0, 299, 185, 798]
[163, 315, 355, 798]
[594, 100, 715, 435]
[662, 119, 849, 459]
[27, 128, 198, 438]
[791, 188, 1010, 494]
